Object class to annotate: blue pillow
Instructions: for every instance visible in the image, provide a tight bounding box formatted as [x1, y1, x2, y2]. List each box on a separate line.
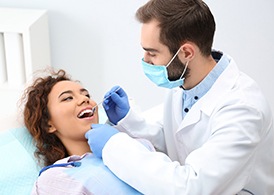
[0, 126, 41, 195]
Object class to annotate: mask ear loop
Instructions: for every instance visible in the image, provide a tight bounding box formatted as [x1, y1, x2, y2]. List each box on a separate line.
[166, 47, 182, 68]
[165, 47, 189, 79]
[179, 60, 189, 79]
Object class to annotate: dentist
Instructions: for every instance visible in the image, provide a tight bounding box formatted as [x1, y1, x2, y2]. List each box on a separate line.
[85, 0, 274, 194]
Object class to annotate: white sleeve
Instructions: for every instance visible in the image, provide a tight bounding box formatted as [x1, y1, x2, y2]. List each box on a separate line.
[102, 133, 192, 195]
[115, 108, 166, 152]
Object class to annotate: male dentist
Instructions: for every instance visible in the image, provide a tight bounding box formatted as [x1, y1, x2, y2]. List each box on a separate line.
[85, 0, 274, 194]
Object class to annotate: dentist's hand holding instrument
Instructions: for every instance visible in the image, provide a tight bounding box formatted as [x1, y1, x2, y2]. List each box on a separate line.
[102, 86, 130, 125]
[91, 86, 129, 122]
[91, 86, 121, 114]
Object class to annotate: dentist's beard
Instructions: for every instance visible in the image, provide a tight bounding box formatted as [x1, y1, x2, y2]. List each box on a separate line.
[167, 56, 189, 81]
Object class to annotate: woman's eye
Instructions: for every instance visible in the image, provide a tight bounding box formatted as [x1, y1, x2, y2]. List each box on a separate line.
[62, 96, 73, 101]
[85, 94, 91, 99]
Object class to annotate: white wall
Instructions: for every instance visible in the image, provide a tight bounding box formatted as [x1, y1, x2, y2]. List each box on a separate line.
[0, 0, 273, 113]
[206, 0, 274, 114]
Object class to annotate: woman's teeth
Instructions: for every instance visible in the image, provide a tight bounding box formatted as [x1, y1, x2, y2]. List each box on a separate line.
[78, 109, 94, 118]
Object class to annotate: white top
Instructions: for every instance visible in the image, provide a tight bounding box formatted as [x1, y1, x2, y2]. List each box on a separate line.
[31, 153, 142, 195]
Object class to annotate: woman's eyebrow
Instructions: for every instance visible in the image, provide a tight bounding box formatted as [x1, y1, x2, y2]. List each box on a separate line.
[58, 88, 88, 98]
[58, 90, 73, 98]
[80, 88, 89, 93]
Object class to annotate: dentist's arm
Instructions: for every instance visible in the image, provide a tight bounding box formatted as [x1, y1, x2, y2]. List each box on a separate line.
[85, 124, 155, 158]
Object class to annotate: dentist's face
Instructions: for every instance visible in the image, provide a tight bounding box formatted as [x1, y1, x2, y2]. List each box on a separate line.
[47, 80, 98, 143]
[141, 19, 172, 65]
[141, 19, 187, 81]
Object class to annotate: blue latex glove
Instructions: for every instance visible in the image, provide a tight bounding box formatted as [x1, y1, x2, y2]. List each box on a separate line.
[85, 124, 119, 158]
[103, 86, 130, 125]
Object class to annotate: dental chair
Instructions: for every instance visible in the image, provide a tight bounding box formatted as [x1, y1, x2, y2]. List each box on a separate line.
[0, 7, 50, 194]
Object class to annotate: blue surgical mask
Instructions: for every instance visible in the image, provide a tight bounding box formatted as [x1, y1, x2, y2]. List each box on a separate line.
[142, 48, 189, 89]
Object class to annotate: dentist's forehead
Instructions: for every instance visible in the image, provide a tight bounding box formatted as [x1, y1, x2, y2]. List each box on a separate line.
[141, 20, 161, 46]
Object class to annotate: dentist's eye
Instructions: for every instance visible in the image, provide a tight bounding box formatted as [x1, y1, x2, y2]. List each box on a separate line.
[148, 52, 156, 57]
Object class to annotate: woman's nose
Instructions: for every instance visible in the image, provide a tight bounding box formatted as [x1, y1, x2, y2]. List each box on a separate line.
[78, 96, 90, 105]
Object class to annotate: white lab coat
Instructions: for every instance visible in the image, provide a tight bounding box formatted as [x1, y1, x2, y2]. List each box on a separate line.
[102, 55, 274, 195]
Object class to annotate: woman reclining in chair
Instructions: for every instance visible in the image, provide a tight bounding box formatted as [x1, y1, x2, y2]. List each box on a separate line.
[22, 69, 145, 195]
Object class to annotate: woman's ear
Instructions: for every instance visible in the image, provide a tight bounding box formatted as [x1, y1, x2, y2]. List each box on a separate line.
[48, 121, 57, 133]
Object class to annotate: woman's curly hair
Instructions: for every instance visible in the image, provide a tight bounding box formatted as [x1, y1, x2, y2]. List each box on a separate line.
[22, 69, 72, 166]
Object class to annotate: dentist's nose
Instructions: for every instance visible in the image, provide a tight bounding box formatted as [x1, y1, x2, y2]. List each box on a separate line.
[143, 52, 153, 64]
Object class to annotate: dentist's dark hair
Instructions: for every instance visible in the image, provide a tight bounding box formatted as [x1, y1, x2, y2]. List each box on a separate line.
[22, 69, 71, 166]
[136, 0, 215, 56]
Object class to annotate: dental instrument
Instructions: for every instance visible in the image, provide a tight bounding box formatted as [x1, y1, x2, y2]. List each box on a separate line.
[91, 87, 121, 115]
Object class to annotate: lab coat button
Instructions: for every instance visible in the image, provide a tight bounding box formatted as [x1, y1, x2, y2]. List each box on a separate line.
[184, 108, 189, 112]
[194, 96, 198, 100]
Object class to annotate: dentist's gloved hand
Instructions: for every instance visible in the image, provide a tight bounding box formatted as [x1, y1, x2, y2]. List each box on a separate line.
[103, 86, 130, 125]
[85, 124, 119, 158]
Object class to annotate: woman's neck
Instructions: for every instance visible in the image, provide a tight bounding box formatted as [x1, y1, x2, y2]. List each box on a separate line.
[63, 140, 91, 156]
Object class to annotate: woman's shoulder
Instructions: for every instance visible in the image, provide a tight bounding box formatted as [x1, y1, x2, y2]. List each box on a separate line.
[35, 153, 141, 195]
[32, 162, 88, 195]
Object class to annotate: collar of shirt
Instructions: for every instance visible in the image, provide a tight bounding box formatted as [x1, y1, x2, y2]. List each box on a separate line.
[182, 50, 230, 117]
[54, 153, 92, 164]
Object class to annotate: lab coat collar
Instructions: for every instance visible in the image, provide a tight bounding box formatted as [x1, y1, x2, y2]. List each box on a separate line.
[200, 55, 240, 116]
[177, 54, 240, 131]
[172, 88, 184, 126]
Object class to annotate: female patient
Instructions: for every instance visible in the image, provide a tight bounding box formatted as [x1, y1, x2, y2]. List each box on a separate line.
[22, 69, 141, 195]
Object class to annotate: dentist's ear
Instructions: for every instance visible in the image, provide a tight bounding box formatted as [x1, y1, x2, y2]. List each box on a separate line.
[179, 43, 195, 61]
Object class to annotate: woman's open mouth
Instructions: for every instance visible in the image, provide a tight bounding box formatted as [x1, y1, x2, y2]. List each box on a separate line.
[77, 109, 94, 119]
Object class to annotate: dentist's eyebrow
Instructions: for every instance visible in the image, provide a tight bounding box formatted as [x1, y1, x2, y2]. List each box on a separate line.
[142, 47, 159, 53]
